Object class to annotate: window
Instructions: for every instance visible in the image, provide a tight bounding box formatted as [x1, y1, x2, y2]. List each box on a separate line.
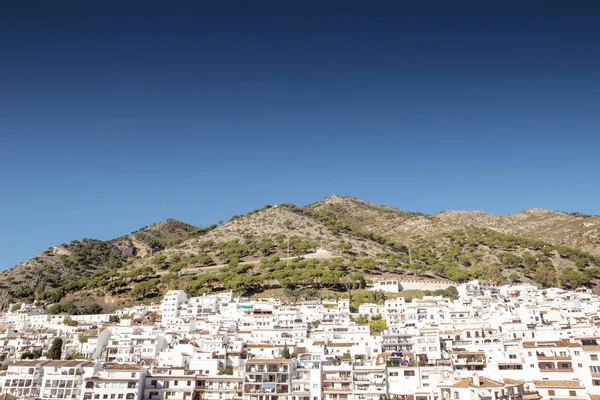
[151, 380, 157, 386]
[548, 391, 555, 396]
[578, 363, 583, 368]
[509, 355, 517, 359]
[174, 380, 178, 386]
[94, 396, 100, 400]
[592, 355, 598, 361]
[111, 395, 116, 399]
[404, 371, 415, 376]
[389, 372, 399, 377]
[574, 351, 580, 356]
[569, 391, 576, 397]
[118, 395, 124, 399]
[187, 381, 191, 386]
[590, 366, 600, 374]
[528, 352, 532, 356]
[592, 380, 600, 386]
[103, 395, 108, 399]
[131, 373, 137, 378]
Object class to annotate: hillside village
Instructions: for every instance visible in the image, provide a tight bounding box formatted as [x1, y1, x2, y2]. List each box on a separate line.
[2, 280, 600, 400]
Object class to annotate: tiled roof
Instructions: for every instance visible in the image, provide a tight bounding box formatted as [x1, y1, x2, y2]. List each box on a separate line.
[533, 380, 583, 388]
[8, 360, 47, 367]
[503, 378, 523, 385]
[523, 340, 580, 349]
[245, 359, 293, 364]
[327, 342, 354, 347]
[452, 377, 505, 388]
[102, 363, 141, 370]
[45, 360, 92, 367]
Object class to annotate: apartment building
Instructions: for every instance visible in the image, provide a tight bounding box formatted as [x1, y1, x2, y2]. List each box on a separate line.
[143, 367, 196, 400]
[82, 363, 146, 400]
[243, 359, 295, 400]
[39, 360, 98, 400]
[0, 360, 47, 399]
[195, 375, 244, 400]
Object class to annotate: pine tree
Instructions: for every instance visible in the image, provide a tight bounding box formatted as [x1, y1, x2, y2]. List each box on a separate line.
[282, 344, 291, 359]
[48, 338, 63, 360]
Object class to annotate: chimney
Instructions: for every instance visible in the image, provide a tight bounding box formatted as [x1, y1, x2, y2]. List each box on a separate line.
[472, 373, 480, 386]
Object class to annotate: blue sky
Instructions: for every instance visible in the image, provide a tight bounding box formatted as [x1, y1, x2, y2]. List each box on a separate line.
[1, 1, 599, 270]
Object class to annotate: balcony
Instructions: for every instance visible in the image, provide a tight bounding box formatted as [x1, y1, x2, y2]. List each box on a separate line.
[536, 354, 572, 361]
[455, 358, 485, 365]
[323, 375, 352, 381]
[291, 385, 310, 393]
[323, 386, 352, 393]
[541, 368, 575, 373]
[387, 361, 417, 368]
[538, 361, 573, 373]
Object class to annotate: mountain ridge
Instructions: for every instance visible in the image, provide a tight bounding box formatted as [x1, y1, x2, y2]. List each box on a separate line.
[1, 195, 599, 310]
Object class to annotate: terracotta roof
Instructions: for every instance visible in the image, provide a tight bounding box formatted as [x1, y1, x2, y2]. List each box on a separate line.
[102, 363, 141, 370]
[327, 342, 354, 347]
[196, 376, 244, 381]
[503, 378, 523, 385]
[533, 380, 584, 388]
[8, 360, 47, 367]
[245, 359, 293, 364]
[523, 340, 581, 349]
[452, 376, 505, 388]
[523, 395, 542, 400]
[549, 398, 587, 400]
[85, 377, 139, 382]
[45, 360, 92, 368]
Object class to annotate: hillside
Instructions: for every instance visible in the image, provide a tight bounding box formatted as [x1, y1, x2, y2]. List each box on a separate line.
[307, 196, 600, 255]
[0, 219, 210, 308]
[1, 197, 599, 311]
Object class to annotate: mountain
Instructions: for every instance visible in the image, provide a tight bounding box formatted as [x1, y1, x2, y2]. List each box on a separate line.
[307, 196, 600, 255]
[1, 196, 599, 311]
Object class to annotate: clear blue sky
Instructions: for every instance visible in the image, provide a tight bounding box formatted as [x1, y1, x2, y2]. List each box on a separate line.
[1, 1, 599, 270]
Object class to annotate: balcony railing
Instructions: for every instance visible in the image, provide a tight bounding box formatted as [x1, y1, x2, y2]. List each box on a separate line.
[323, 386, 352, 392]
[540, 368, 574, 373]
[536, 354, 572, 361]
[323, 376, 352, 381]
